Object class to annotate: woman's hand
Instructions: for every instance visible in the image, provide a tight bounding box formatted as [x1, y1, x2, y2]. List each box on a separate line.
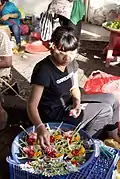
[69, 99, 81, 118]
[36, 124, 50, 149]
[1, 14, 10, 21]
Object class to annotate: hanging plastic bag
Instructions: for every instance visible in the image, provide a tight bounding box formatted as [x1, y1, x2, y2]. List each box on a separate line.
[70, 0, 85, 25]
[48, 0, 74, 20]
[39, 11, 53, 41]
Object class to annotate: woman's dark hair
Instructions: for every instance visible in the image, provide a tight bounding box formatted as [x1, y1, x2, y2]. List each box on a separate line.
[1, 0, 8, 5]
[51, 26, 79, 52]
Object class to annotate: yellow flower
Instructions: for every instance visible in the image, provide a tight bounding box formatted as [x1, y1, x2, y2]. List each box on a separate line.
[34, 151, 42, 157]
[55, 153, 63, 158]
[72, 135, 80, 142]
[67, 152, 73, 158]
[78, 146, 85, 156]
[49, 42, 55, 49]
[12, 48, 19, 55]
[55, 135, 62, 141]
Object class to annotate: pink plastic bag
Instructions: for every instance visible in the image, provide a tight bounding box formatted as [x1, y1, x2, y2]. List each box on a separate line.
[20, 24, 29, 35]
[102, 79, 120, 102]
[84, 70, 120, 94]
[8, 20, 29, 35]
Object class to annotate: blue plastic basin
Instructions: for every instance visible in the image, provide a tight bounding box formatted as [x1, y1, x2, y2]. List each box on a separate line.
[11, 122, 95, 171]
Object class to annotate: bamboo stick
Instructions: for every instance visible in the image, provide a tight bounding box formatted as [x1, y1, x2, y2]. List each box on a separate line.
[20, 125, 28, 135]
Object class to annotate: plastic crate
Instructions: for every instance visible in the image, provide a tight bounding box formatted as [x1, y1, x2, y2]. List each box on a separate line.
[7, 147, 119, 179]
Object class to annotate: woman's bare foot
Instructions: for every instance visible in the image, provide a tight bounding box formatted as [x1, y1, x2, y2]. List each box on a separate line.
[108, 129, 120, 144]
[104, 139, 120, 150]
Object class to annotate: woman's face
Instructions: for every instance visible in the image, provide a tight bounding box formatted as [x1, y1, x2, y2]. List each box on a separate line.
[52, 47, 77, 66]
[0, 0, 4, 9]
[0, 1, 2, 6]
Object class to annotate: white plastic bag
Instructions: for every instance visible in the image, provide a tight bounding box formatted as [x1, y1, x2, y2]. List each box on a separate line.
[88, 0, 120, 25]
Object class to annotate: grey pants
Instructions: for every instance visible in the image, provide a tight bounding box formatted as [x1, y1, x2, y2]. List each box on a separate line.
[41, 93, 119, 138]
[63, 93, 119, 137]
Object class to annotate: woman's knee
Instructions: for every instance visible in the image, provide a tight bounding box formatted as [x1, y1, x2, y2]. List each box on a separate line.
[11, 24, 20, 35]
[102, 93, 119, 108]
[99, 103, 113, 121]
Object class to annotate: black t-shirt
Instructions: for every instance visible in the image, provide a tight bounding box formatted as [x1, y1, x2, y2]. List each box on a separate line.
[31, 55, 78, 118]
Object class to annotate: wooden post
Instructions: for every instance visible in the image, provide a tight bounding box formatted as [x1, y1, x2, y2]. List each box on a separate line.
[84, 0, 90, 22]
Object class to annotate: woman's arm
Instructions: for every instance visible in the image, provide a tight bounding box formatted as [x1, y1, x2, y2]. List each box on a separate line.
[71, 71, 81, 101]
[0, 56, 12, 68]
[27, 84, 44, 126]
[71, 87, 81, 103]
[1, 12, 20, 21]
[27, 84, 50, 148]
[9, 13, 19, 19]
[1, 2, 21, 20]
[70, 71, 81, 118]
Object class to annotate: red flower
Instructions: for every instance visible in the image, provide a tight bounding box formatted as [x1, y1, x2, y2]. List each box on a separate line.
[45, 146, 56, 158]
[27, 132, 37, 145]
[23, 146, 35, 158]
[50, 136, 55, 143]
[71, 149, 79, 156]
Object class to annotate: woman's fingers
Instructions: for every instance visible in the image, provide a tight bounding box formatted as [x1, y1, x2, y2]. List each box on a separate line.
[69, 108, 81, 118]
[44, 134, 50, 146]
[38, 133, 50, 148]
[39, 136, 46, 149]
[76, 108, 81, 117]
[36, 125, 51, 148]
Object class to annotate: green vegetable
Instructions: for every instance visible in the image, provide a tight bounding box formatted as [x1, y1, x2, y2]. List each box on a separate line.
[106, 19, 120, 29]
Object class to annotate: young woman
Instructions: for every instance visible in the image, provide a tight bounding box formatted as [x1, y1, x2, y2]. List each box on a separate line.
[0, 0, 21, 50]
[27, 26, 120, 148]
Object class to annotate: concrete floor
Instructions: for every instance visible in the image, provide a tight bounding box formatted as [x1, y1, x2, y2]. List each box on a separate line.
[12, 22, 110, 85]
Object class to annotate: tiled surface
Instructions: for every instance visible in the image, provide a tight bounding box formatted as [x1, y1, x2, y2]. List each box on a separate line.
[12, 51, 50, 82]
[81, 22, 110, 42]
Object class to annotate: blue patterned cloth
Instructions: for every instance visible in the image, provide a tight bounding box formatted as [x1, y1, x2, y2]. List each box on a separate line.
[0, 2, 21, 26]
